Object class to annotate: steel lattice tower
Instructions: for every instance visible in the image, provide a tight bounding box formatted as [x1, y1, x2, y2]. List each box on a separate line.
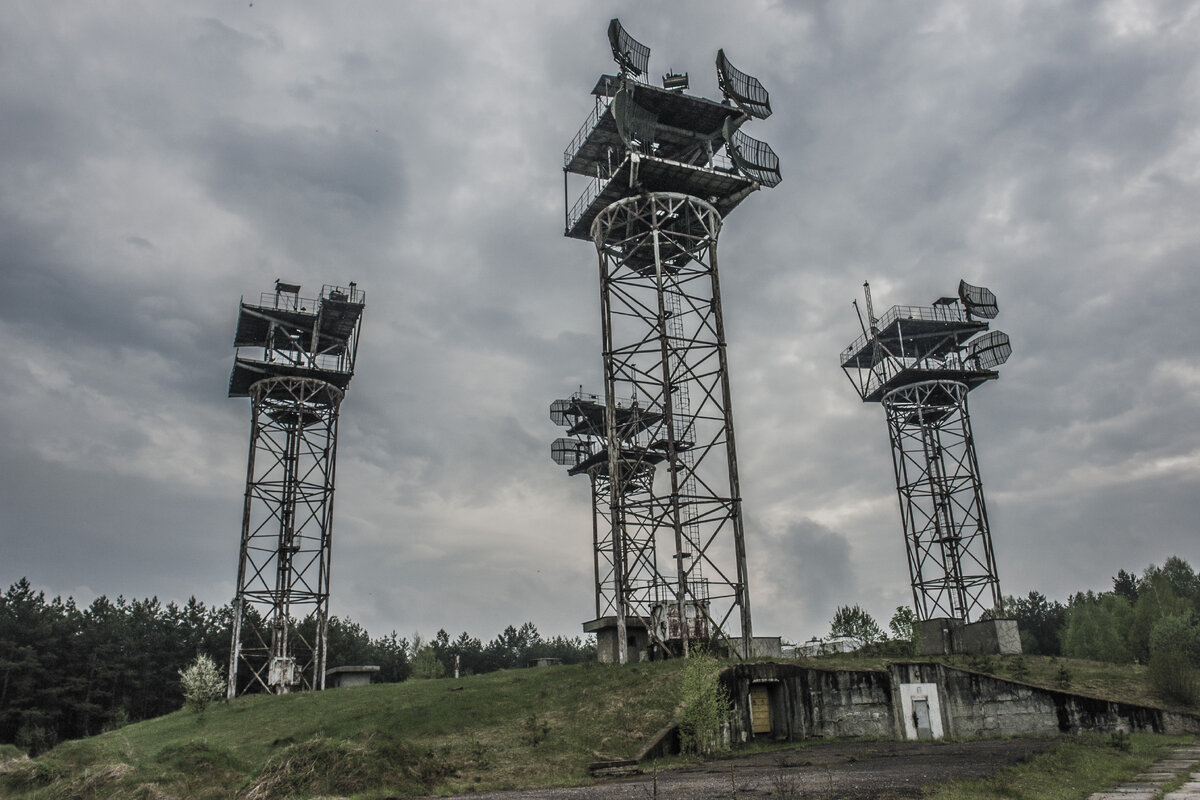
[552, 20, 781, 662]
[226, 280, 364, 696]
[840, 280, 1012, 623]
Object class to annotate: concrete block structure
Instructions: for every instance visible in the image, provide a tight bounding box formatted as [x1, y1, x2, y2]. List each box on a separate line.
[722, 661, 1200, 745]
[918, 617, 1022, 656]
[324, 665, 379, 689]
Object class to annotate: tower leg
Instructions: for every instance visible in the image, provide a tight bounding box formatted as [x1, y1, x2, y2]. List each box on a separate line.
[591, 192, 752, 658]
[883, 380, 1002, 623]
[228, 377, 342, 694]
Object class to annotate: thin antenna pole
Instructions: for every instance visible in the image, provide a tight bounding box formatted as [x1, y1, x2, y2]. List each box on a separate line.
[852, 299, 868, 339]
[863, 281, 878, 332]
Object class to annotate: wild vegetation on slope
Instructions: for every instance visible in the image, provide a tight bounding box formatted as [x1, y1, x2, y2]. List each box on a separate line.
[0, 659, 687, 800]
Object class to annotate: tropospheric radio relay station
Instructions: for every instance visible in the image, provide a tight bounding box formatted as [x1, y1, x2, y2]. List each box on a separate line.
[551, 20, 781, 664]
[841, 280, 1020, 655]
[226, 280, 365, 695]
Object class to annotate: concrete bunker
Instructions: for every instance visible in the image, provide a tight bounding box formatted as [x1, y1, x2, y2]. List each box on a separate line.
[723, 661, 1200, 745]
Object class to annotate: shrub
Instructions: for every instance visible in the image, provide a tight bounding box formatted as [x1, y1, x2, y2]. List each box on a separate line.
[179, 653, 225, 714]
[1149, 648, 1199, 706]
[677, 649, 729, 756]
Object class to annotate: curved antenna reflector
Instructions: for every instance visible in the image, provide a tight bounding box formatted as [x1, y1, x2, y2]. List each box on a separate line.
[959, 279, 999, 319]
[723, 119, 782, 188]
[967, 330, 1012, 370]
[613, 88, 658, 152]
[716, 49, 772, 119]
[550, 398, 572, 427]
[551, 437, 592, 467]
[608, 18, 650, 77]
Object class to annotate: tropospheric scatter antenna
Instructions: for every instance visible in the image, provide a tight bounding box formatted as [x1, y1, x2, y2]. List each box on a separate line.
[839, 279, 1012, 629]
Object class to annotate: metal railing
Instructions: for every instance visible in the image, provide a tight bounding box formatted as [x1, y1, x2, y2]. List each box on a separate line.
[566, 172, 607, 234]
[840, 303, 968, 364]
[255, 284, 364, 313]
[564, 94, 614, 169]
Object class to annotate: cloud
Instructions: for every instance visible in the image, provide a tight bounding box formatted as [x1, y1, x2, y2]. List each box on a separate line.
[1, 1, 1199, 646]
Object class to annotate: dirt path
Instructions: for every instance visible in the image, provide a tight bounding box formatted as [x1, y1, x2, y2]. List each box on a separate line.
[437, 737, 1059, 799]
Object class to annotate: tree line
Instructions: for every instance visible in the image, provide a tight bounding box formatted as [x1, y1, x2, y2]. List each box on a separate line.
[0, 578, 594, 753]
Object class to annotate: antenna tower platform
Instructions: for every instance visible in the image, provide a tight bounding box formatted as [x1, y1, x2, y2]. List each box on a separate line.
[553, 19, 781, 663]
[226, 280, 364, 695]
[841, 280, 1011, 623]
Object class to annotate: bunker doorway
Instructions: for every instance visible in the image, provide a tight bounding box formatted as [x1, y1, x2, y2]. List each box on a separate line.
[912, 697, 933, 740]
[749, 681, 782, 738]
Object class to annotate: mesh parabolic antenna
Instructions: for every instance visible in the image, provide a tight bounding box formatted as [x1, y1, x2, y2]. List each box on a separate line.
[608, 18, 650, 77]
[959, 279, 999, 319]
[723, 119, 782, 188]
[716, 49, 772, 119]
[551, 437, 592, 467]
[967, 330, 1012, 370]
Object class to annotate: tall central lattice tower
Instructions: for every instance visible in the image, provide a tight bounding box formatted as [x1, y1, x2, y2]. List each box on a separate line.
[840, 280, 1012, 634]
[552, 20, 781, 663]
[227, 280, 364, 695]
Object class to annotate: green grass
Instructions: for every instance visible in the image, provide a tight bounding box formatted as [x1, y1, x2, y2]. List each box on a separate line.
[922, 732, 1193, 800]
[0, 660, 688, 800]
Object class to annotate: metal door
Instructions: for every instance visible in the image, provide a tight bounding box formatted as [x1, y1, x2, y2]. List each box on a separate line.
[912, 697, 933, 740]
[750, 684, 771, 735]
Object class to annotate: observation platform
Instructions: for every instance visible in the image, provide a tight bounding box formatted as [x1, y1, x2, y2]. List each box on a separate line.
[840, 303, 1000, 403]
[563, 77, 761, 241]
[228, 284, 364, 399]
[551, 394, 662, 439]
[566, 444, 667, 482]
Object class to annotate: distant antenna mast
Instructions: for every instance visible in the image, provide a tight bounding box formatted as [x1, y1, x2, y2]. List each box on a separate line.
[226, 280, 365, 696]
[556, 19, 782, 663]
[839, 280, 1011, 623]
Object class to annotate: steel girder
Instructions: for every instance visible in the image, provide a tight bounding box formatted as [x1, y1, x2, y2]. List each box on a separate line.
[227, 376, 342, 697]
[883, 379, 1002, 622]
[591, 192, 752, 660]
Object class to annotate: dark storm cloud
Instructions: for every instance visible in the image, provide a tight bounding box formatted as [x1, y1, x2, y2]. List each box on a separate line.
[2, 1, 1198, 644]
[195, 120, 405, 263]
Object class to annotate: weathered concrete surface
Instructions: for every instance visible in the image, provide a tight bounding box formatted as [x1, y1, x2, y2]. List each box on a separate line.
[722, 661, 1200, 745]
[919, 617, 1022, 656]
[893, 662, 1200, 738]
[1090, 746, 1200, 800]
[723, 662, 894, 743]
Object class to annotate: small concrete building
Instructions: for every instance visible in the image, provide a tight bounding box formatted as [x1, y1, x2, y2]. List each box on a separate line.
[324, 665, 380, 688]
[528, 657, 563, 668]
[918, 617, 1022, 656]
[583, 616, 651, 663]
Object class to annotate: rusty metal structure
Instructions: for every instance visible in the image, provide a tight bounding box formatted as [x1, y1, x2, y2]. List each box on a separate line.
[226, 280, 364, 696]
[553, 19, 780, 662]
[840, 280, 1011, 623]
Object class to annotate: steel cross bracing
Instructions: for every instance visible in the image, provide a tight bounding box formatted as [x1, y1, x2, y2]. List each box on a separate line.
[593, 192, 752, 659]
[884, 380, 1001, 621]
[228, 376, 341, 695]
[840, 282, 1011, 624]
[550, 391, 662, 623]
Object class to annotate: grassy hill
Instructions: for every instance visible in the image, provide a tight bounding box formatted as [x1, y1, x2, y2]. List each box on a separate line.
[0, 660, 687, 800]
[1, 653, 1194, 800]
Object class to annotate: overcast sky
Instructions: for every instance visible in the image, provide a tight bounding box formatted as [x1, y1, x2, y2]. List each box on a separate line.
[2, 1, 1198, 647]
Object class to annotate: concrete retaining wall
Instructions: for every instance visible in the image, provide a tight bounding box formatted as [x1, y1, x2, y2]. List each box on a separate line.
[723, 663, 893, 743]
[721, 661, 1200, 745]
[890, 662, 1200, 737]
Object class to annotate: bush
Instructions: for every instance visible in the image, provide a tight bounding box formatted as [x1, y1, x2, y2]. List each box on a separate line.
[1147, 613, 1200, 706]
[179, 654, 225, 714]
[1149, 648, 1199, 706]
[677, 650, 729, 756]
